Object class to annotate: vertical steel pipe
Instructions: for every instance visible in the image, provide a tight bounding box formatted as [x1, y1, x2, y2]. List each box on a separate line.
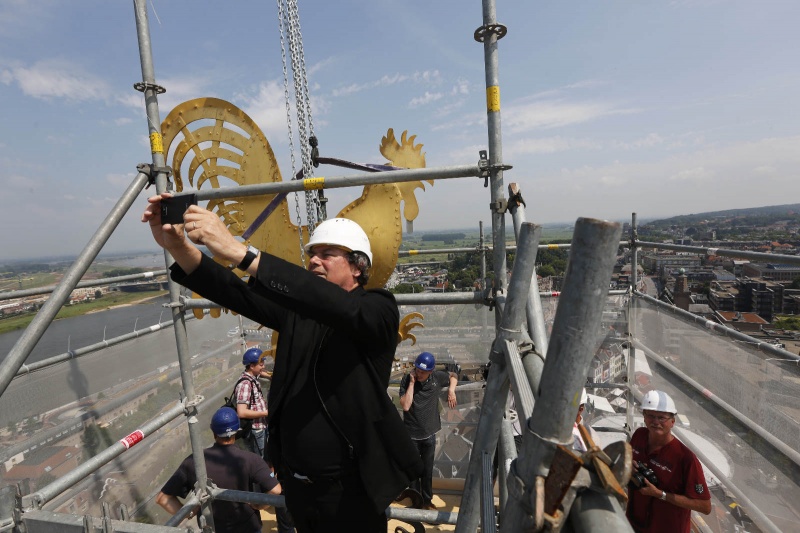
[131, 1, 212, 527]
[626, 213, 637, 434]
[504, 218, 622, 530]
[456, 223, 539, 532]
[479, 0, 508, 325]
[480, 221, 489, 338]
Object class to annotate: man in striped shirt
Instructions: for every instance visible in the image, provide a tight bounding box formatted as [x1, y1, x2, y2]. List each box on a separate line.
[235, 347, 269, 458]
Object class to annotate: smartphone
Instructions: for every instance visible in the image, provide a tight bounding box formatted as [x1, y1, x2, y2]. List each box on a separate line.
[160, 194, 197, 225]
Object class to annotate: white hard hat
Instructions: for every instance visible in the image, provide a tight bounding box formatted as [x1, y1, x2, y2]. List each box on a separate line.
[304, 218, 373, 265]
[640, 390, 677, 414]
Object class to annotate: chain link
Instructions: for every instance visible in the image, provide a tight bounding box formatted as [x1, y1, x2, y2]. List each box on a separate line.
[284, 0, 321, 231]
[276, 0, 305, 267]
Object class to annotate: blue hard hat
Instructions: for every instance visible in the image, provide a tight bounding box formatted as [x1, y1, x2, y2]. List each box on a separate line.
[243, 347, 263, 366]
[414, 352, 435, 371]
[210, 407, 240, 437]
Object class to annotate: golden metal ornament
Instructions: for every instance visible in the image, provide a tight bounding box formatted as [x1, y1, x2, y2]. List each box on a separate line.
[160, 98, 433, 318]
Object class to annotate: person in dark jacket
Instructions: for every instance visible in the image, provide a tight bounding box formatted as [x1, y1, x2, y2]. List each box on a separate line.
[156, 407, 281, 533]
[143, 195, 422, 533]
[399, 351, 457, 510]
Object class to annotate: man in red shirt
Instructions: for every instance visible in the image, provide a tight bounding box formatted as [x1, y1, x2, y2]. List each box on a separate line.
[626, 390, 711, 533]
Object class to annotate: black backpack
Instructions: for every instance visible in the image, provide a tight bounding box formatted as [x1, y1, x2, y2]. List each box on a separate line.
[223, 376, 259, 440]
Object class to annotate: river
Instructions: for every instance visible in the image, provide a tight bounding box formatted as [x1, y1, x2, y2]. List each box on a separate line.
[0, 299, 243, 427]
[0, 296, 177, 364]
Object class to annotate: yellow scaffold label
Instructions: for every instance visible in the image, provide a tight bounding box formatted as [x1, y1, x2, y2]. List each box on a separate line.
[409, 250, 419, 255]
[149, 132, 164, 154]
[303, 177, 325, 190]
[548, 244, 559, 249]
[486, 86, 500, 112]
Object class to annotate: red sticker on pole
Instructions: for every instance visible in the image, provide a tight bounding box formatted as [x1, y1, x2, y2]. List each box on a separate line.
[120, 430, 145, 450]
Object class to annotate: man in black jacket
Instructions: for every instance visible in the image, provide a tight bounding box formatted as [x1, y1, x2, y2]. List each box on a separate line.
[144, 196, 422, 533]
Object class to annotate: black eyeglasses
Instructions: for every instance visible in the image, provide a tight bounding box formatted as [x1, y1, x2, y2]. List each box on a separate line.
[643, 412, 673, 423]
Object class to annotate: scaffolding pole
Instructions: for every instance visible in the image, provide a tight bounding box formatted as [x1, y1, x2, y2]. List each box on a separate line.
[508, 183, 549, 357]
[131, 1, 213, 529]
[504, 218, 625, 531]
[626, 212, 638, 435]
[456, 223, 539, 532]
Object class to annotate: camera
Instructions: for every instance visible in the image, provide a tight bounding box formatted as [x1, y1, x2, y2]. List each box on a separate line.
[160, 193, 197, 225]
[629, 460, 659, 489]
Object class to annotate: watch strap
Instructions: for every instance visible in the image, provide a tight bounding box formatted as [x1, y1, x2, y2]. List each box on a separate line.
[237, 245, 259, 271]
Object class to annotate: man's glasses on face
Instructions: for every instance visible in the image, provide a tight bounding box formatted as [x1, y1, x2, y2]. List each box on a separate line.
[643, 412, 673, 423]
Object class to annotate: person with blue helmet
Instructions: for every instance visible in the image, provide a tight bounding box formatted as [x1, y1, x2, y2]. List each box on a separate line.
[234, 348, 295, 533]
[399, 351, 458, 510]
[156, 407, 281, 532]
[234, 347, 269, 459]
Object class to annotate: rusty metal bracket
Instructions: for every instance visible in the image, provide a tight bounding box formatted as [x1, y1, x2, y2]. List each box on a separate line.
[544, 445, 584, 516]
[474, 23, 508, 43]
[508, 183, 527, 209]
[577, 424, 631, 502]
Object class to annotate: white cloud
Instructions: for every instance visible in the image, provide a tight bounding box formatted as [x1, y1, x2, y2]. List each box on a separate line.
[106, 173, 137, 187]
[115, 117, 133, 126]
[451, 78, 470, 96]
[0, 69, 12, 84]
[5, 174, 43, 190]
[504, 136, 602, 157]
[331, 70, 442, 97]
[668, 166, 713, 181]
[234, 80, 292, 142]
[11, 60, 110, 102]
[754, 165, 776, 175]
[612, 133, 665, 149]
[408, 91, 443, 108]
[504, 99, 639, 133]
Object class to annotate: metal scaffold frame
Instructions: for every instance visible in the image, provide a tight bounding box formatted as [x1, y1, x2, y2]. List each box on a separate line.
[2, 1, 799, 532]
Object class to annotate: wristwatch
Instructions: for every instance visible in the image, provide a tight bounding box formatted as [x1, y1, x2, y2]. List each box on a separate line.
[660, 491, 667, 501]
[237, 245, 259, 271]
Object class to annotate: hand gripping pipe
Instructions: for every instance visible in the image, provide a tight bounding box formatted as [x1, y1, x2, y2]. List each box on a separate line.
[456, 223, 539, 532]
[503, 218, 628, 532]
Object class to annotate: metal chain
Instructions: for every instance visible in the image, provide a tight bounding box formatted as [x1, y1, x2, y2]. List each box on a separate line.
[284, 0, 320, 231]
[276, 0, 305, 267]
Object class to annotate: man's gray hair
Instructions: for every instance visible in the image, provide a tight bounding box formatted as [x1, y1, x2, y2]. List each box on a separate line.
[347, 251, 371, 286]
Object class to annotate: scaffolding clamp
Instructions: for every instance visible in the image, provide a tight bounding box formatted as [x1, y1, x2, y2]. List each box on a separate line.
[133, 81, 166, 94]
[490, 199, 508, 214]
[474, 23, 508, 43]
[184, 395, 204, 412]
[136, 163, 173, 188]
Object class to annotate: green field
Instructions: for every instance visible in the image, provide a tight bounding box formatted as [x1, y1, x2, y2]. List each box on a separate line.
[0, 290, 167, 335]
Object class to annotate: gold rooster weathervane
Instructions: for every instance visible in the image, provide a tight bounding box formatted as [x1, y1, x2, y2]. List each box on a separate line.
[161, 98, 429, 345]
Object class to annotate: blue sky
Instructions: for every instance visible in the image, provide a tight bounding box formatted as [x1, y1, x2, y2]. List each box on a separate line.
[2, 0, 799, 261]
